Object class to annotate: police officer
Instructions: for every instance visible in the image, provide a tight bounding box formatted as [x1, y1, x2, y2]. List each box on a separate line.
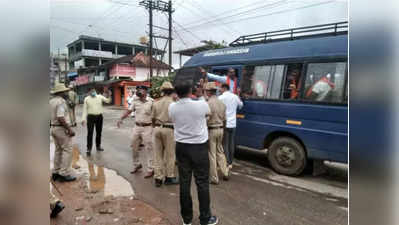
[50, 183, 65, 218]
[50, 82, 76, 182]
[67, 84, 78, 126]
[151, 82, 179, 187]
[204, 82, 229, 184]
[117, 86, 154, 178]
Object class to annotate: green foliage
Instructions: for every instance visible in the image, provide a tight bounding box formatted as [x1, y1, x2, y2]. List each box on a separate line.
[201, 40, 228, 49]
[149, 72, 175, 99]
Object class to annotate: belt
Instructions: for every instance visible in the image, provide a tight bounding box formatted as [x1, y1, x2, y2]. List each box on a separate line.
[208, 125, 224, 130]
[154, 124, 174, 129]
[50, 124, 63, 127]
[135, 122, 152, 127]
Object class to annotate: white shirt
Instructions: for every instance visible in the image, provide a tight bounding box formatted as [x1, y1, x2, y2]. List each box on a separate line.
[312, 80, 332, 101]
[218, 91, 243, 128]
[169, 98, 210, 144]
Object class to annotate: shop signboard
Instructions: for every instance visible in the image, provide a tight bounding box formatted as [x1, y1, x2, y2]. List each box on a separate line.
[109, 64, 136, 77]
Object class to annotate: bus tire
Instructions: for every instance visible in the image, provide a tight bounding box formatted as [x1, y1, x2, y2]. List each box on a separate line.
[267, 137, 306, 176]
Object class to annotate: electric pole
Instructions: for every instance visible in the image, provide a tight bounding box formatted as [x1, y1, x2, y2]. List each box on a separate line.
[149, 3, 153, 79]
[139, 0, 174, 80]
[168, 0, 172, 72]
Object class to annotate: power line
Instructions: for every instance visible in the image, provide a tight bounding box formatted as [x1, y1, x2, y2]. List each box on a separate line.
[172, 26, 189, 47]
[51, 19, 133, 35]
[181, 0, 270, 27]
[179, 1, 338, 31]
[180, 0, 289, 31]
[172, 18, 202, 42]
[184, 0, 242, 35]
[219, 0, 338, 26]
[178, 3, 237, 37]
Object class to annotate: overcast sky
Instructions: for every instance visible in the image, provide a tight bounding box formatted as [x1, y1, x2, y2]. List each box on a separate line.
[50, 0, 348, 68]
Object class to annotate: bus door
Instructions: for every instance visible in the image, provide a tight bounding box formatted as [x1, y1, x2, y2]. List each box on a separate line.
[209, 65, 243, 83]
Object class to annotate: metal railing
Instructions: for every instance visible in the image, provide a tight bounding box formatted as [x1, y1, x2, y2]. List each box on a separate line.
[229, 21, 348, 47]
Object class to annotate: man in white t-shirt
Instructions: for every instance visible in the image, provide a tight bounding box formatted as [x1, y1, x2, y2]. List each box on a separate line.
[218, 83, 243, 168]
[169, 81, 219, 225]
[306, 74, 335, 101]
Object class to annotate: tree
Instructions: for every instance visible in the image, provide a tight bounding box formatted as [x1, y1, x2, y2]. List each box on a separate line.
[149, 72, 175, 99]
[201, 40, 228, 49]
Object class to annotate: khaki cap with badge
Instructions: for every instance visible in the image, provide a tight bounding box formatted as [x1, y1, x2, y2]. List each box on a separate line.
[51, 82, 70, 94]
[160, 81, 174, 91]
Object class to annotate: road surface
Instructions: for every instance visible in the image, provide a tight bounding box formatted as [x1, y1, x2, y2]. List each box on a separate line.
[73, 106, 347, 225]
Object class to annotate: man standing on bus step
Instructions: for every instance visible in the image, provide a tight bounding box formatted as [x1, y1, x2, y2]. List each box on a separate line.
[81, 86, 112, 155]
[204, 82, 229, 184]
[169, 81, 219, 225]
[200, 67, 239, 95]
[117, 86, 155, 179]
[219, 83, 243, 169]
[151, 81, 179, 187]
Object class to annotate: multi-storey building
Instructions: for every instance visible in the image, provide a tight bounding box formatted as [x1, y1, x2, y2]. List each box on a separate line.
[67, 35, 164, 69]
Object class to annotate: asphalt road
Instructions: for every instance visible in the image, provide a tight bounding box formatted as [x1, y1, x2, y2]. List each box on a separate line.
[73, 106, 348, 225]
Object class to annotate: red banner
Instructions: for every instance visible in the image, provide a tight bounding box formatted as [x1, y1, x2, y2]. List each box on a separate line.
[76, 75, 89, 85]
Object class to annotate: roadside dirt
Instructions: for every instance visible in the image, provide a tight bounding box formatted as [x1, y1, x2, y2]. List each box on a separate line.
[50, 145, 172, 225]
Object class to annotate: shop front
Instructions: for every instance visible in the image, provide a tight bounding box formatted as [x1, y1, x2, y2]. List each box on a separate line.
[101, 80, 150, 108]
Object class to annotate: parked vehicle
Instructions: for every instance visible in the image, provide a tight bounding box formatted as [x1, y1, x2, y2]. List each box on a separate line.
[177, 22, 348, 176]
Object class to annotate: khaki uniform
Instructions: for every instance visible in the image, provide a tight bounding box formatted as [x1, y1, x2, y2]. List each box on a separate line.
[50, 183, 59, 210]
[207, 95, 229, 183]
[151, 96, 176, 180]
[130, 98, 154, 172]
[50, 96, 73, 176]
[68, 90, 78, 125]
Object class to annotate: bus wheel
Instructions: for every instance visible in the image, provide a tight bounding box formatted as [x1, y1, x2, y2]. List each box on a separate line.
[267, 137, 306, 176]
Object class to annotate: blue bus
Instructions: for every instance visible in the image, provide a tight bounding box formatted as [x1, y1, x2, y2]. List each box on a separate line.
[178, 22, 348, 176]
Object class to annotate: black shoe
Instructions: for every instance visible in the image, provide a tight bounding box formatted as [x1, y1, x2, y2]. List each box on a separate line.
[86, 148, 92, 156]
[51, 173, 60, 181]
[155, 179, 163, 187]
[164, 177, 179, 185]
[223, 175, 229, 181]
[96, 146, 104, 151]
[203, 216, 219, 225]
[50, 201, 65, 218]
[59, 175, 77, 182]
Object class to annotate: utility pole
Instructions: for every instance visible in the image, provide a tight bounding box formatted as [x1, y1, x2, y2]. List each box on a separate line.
[149, 3, 153, 79]
[139, 0, 174, 79]
[168, 0, 172, 72]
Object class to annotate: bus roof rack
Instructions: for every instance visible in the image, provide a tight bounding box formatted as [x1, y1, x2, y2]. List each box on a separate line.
[229, 21, 348, 47]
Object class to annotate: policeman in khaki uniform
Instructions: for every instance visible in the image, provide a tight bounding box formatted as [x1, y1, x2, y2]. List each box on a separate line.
[50, 183, 65, 218]
[117, 86, 154, 178]
[204, 82, 229, 184]
[50, 82, 77, 182]
[67, 84, 78, 126]
[151, 82, 179, 187]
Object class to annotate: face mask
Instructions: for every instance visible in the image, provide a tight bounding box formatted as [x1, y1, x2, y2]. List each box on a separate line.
[136, 92, 143, 98]
[90, 91, 97, 97]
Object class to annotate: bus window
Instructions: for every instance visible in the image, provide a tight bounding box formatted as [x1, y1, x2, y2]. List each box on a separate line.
[240, 65, 284, 99]
[302, 62, 347, 103]
[240, 66, 255, 98]
[282, 64, 303, 100]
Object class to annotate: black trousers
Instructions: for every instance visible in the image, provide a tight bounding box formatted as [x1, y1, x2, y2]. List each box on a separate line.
[176, 142, 211, 225]
[223, 128, 236, 165]
[87, 114, 103, 149]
